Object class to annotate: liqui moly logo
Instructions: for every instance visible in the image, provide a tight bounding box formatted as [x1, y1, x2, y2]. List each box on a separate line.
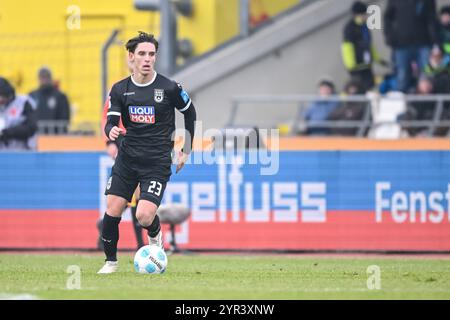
[129, 106, 155, 123]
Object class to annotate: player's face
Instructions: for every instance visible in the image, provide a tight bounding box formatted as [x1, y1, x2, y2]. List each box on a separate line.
[129, 42, 157, 76]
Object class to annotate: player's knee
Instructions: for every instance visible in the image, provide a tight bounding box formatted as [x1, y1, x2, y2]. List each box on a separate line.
[106, 205, 123, 218]
[106, 196, 127, 217]
[136, 210, 156, 227]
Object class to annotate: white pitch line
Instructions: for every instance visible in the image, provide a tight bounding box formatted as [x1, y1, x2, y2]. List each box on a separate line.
[0, 293, 39, 300]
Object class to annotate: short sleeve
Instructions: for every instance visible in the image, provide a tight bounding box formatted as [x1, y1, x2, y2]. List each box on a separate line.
[171, 82, 192, 113]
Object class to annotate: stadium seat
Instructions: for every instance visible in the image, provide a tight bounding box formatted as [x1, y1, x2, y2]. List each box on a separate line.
[368, 92, 407, 139]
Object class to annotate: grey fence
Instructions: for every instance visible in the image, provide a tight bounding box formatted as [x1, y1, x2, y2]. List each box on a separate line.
[228, 94, 450, 138]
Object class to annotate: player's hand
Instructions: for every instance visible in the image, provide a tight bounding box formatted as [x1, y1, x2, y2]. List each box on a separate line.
[176, 150, 189, 174]
[109, 126, 123, 141]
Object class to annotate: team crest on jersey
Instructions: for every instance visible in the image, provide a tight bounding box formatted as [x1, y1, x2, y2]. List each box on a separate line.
[128, 106, 155, 124]
[154, 89, 164, 103]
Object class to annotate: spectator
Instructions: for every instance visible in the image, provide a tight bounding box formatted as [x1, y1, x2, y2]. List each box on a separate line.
[430, 70, 450, 136]
[398, 72, 450, 137]
[384, 0, 439, 93]
[342, 1, 387, 92]
[327, 80, 367, 136]
[399, 77, 436, 136]
[424, 45, 450, 78]
[438, 5, 450, 58]
[0, 77, 38, 150]
[29, 67, 71, 134]
[302, 79, 339, 136]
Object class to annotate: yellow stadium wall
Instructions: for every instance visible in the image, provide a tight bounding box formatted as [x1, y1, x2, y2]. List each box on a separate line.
[0, 0, 300, 134]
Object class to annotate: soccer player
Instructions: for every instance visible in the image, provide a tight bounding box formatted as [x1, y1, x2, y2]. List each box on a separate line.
[98, 32, 196, 274]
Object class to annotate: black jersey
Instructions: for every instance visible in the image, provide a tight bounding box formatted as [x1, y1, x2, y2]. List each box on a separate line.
[107, 73, 193, 164]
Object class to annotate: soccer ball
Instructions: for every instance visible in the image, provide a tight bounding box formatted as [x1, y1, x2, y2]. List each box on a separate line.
[133, 245, 168, 274]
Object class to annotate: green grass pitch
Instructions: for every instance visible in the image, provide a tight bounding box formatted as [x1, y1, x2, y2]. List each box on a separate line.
[0, 253, 449, 299]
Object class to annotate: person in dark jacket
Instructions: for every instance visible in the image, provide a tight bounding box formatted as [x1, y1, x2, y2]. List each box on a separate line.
[0, 77, 38, 150]
[327, 80, 367, 136]
[342, 1, 387, 92]
[438, 5, 450, 58]
[384, 0, 439, 93]
[29, 67, 71, 134]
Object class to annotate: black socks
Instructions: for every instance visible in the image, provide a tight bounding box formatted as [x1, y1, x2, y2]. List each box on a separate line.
[101, 213, 121, 261]
[143, 214, 161, 238]
[101, 211, 160, 261]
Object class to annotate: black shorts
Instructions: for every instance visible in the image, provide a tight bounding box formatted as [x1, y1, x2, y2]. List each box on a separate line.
[105, 152, 171, 206]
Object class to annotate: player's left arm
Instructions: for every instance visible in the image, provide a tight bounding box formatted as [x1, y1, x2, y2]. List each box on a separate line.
[173, 82, 197, 173]
[104, 84, 124, 143]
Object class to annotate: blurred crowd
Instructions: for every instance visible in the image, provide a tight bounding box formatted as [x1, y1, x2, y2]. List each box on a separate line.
[302, 0, 450, 137]
[0, 67, 71, 150]
[2, 1, 450, 147]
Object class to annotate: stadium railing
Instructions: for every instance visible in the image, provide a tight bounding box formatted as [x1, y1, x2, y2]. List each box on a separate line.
[37, 120, 72, 135]
[228, 94, 450, 138]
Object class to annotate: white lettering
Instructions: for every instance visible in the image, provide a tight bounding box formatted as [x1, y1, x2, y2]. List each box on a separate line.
[367, 5, 382, 30]
[191, 183, 216, 222]
[301, 183, 326, 222]
[245, 183, 270, 222]
[375, 182, 450, 224]
[229, 156, 243, 222]
[164, 183, 189, 206]
[429, 192, 444, 224]
[375, 182, 391, 222]
[410, 192, 427, 223]
[273, 183, 298, 222]
[218, 156, 227, 222]
[391, 191, 408, 223]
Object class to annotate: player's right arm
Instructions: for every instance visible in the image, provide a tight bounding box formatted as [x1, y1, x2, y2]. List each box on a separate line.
[104, 85, 123, 141]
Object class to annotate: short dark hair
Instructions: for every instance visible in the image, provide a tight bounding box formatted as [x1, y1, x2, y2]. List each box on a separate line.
[38, 66, 52, 80]
[351, 1, 367, 15]
[344, 80, 364, 94]
[318, 79, 335, 92]
[125, 31, 159, 53]
[440, 5, 450, 16]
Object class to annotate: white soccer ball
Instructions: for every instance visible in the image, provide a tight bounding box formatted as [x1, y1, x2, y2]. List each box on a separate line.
[133, 245, 168, 274]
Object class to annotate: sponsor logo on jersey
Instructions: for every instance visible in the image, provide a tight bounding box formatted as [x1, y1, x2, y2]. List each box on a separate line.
[180, 90, 190, 103]
[154, 89, 164, 103]
[107, 177, 112, 190]
[123, 92, 135, 96]
[128, 106, 155, 123]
